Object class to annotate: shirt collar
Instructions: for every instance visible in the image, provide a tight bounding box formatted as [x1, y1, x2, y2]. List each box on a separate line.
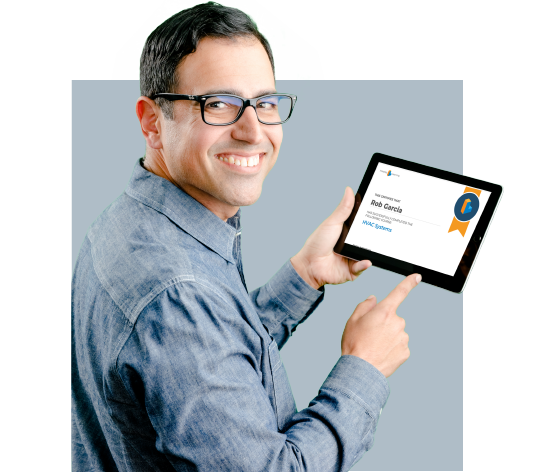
[125, 159, 239, 264]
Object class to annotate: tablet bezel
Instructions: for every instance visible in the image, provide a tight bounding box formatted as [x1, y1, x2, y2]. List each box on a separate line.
[334, 153, 503, 293]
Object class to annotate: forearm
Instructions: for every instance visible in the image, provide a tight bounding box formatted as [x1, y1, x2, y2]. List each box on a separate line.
[142, 351, 388, 472]
[249, 259, 324, 349]
[125, 281, 389, 471]
[283, 356, 389, 471]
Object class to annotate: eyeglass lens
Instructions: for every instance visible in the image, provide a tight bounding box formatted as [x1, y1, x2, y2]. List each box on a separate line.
[204, 95, 292, 124]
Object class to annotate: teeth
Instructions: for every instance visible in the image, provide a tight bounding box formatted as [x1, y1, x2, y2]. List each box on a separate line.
[217, 154, 262, 168]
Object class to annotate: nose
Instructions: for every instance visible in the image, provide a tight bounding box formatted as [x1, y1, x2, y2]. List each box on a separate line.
[230, 105, 263, 145]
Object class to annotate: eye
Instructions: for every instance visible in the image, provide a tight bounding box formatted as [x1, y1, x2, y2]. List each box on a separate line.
[207, 101, 230, 109]
[257, 97, 279, 110]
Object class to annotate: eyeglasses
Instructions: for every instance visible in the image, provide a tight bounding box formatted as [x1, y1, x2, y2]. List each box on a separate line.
[151, 93, 297, 126]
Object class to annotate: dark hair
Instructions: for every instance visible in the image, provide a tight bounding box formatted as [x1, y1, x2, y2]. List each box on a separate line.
[140, 2, 275, 119]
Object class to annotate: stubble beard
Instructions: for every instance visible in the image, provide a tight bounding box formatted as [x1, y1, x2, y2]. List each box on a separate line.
[168, 148, 268, 209]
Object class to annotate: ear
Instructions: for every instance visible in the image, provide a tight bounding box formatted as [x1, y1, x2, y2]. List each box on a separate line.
[136, 96, 164, 149]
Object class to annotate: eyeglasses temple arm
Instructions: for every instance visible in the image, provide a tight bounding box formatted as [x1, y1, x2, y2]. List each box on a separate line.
[151, 93, 200, 102]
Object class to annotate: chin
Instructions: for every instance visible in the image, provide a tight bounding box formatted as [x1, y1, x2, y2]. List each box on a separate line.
[224, 187, 262, 207]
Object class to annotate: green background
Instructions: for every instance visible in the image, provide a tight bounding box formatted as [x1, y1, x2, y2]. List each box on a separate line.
[2, 0, 535, 471]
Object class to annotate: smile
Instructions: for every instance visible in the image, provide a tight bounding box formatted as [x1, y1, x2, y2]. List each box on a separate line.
[215, 153, 263, 167]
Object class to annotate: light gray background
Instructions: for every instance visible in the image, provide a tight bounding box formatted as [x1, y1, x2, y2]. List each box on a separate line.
[73, 80, 462, 471]
[0, 94, 71, 175]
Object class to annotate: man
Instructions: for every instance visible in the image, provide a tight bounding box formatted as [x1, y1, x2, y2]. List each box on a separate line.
[72, 3, 420, 471]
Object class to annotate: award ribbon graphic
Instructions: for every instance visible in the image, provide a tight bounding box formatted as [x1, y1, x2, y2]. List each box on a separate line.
[448, 187, 481, 236]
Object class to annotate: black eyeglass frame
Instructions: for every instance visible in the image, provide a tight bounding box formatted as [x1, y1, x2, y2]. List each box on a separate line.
[151, 93, 297, 126]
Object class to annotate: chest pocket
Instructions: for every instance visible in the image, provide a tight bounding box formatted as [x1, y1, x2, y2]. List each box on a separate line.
[268, 339, 297, 432]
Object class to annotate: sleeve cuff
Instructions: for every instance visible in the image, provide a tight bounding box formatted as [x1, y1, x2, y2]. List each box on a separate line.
[320, 355, 390, 420]
[267, 259, 324, 320]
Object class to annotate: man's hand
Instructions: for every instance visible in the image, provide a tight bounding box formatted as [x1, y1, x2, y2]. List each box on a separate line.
[341, 274, 421, 378]
[290, 187, 371, 290]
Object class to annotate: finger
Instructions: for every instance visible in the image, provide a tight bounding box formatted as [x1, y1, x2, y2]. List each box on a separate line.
[323, 187, 354, 227]
[350, 259, 372, 276]
[390, 341, 411, 365]
[351, 294, 377, 320]
[379, 273, 422, 311]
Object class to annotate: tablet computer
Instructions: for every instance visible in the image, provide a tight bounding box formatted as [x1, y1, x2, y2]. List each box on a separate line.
[334, 153, 503, 293]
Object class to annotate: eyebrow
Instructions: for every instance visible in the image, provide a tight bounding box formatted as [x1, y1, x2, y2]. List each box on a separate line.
[201, 88, 278, 98]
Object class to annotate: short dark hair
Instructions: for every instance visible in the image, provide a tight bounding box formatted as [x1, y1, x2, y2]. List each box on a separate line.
[140, 2, 275, 119]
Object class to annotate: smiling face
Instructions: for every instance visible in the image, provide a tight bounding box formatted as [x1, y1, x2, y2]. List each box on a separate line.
[152, 36, 282, 220]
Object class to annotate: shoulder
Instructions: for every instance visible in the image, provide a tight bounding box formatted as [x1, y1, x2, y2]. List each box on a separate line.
[82, 192, 200, 323]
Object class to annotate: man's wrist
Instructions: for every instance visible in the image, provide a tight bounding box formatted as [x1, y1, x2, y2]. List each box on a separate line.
[290, 254, 321, 290]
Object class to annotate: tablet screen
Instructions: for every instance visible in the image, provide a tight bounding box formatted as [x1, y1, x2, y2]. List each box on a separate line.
[344, 162, 492, 276]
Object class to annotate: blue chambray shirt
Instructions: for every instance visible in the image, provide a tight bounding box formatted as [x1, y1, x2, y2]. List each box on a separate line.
[72, 160, 390, 472]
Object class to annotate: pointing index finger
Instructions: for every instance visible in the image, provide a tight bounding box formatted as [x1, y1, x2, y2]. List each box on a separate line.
[380, 274, 422, 310]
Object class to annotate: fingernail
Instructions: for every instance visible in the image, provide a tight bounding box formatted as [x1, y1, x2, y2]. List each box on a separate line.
[415, 274, 422, 284]
[367, 294, 375, 300]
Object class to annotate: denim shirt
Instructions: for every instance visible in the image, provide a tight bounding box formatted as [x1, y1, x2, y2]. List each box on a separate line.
[72, 160, 390, 472]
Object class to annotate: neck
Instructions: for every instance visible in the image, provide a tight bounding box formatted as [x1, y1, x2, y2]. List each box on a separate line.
[143, 149, 239, 221]
[143, 150, 175, 185]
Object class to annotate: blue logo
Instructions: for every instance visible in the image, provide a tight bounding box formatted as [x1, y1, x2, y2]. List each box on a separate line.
[462, 200, 472, 214]
[453, 192, 480, 222]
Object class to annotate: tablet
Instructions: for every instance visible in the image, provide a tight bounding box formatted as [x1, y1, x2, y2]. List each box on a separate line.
[334, 153, 503, 293]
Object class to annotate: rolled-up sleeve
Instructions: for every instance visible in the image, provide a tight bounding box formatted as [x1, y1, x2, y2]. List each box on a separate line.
[286, 355, 389, 470]
[250, 259, 325, 349]
[116, 279, 389, 472]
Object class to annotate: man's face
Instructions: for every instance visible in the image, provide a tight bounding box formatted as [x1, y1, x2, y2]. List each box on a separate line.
[159, 36, 282, 217]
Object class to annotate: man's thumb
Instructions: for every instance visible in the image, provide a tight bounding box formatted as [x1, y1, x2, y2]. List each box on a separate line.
[326, 187, 354, 225]
[350, 294, 377, 321]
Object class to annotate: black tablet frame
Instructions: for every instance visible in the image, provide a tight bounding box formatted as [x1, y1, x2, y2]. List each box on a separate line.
[334, 153, 503, 293]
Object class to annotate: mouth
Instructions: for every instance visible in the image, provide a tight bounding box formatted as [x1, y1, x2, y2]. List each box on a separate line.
[215, 153, 264, 169]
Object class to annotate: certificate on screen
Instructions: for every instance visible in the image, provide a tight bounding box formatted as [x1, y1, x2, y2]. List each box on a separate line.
[345, 162, 491, 276]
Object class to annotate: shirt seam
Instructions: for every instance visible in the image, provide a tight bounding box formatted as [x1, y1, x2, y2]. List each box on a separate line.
[89, 236, 129, 317]
[322, 385, 377, 463]
[114, 277, 246, 405]
[83, 260, 139, 408]
[265, 261, 323, 321]
[320, 386, 379, 422]
[285, 260, 325, 302]
[90, 237, 197, 324]
[339, 356, 390, 397]
[126, 187, 235, 262]
[265, 277, 302, 320]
